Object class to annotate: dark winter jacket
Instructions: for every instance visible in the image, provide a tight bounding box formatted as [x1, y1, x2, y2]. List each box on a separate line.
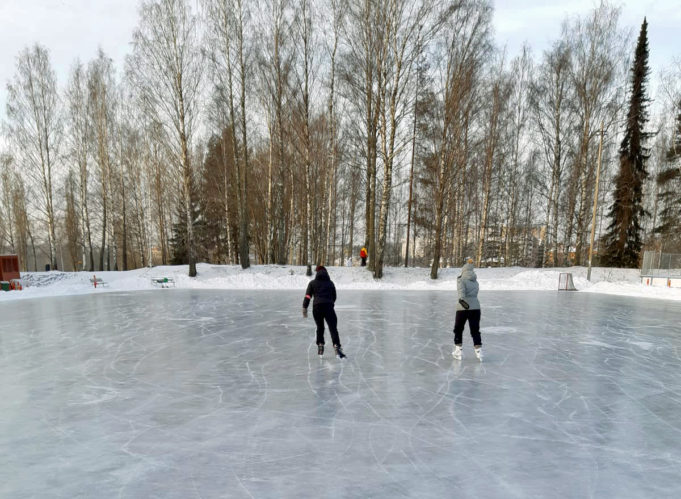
[456, 263, 481, 311]
[303, 268, 337, 309]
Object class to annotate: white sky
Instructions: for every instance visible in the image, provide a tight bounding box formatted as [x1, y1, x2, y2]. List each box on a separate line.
[1, 0, 680, 131]
[0, 0, 139, 125]
[493, 0, 681, 92]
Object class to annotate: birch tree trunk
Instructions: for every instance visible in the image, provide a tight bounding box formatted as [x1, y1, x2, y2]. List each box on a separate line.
[236, 0, 251, 269]
[6, 44, 62, 270]
[66, 62, 95, 270]
[374, 0, 429, 279]
[131, 0, 204, 277]
[477, 75, 504, 267]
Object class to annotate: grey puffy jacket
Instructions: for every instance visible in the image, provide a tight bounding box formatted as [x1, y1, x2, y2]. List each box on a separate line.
[456, 263, 480, 311]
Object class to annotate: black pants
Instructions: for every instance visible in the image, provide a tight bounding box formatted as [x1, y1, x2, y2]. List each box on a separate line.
[313, 303, 341, 347]
[361, 257, 366, 266]
[453, 309, 482, 346]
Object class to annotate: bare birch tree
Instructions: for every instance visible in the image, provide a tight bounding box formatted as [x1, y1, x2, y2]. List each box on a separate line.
[476, 59, 509, 267]
[204, 0, 251, 268]
[0, 156, 32, 270]
[131, 0, 204, 276]
[502, 46, 533, 265]
[292, 0, 316, 274]
[66, 61, 95, 270]
[64, 169, 81, 270]
[531, 40, 573, 266]
[342, 0, 386, 271]
[87, 49, 118, 270]
[0, 155, 16, 253]
[430, 0, 491, 278]
[256, 0, 294, 264]
[374, 0, 434, 278]
[324, 0, 343, 266]
[564, 3, 625, 265]
[5, 44, 62, 270]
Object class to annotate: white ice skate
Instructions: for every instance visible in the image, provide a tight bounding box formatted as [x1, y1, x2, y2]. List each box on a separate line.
[474, 347, 483, 361]
[452, 345, 463, 360]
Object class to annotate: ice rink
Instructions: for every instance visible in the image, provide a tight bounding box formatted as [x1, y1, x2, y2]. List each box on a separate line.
[2, 289, 681, 498]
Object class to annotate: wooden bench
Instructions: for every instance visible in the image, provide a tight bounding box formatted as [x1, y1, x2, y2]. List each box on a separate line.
[89, 276, 106, 288]
[151, 276, 176, 288]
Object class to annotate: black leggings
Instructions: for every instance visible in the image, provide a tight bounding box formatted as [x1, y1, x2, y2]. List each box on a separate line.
[453, 309, 482, 346]
[313, 303, 341, 347]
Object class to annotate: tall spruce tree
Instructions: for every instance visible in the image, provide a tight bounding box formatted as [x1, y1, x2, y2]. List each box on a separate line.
[170, 184, 204, 266]
[601, 18, 651, 267]
[654, 104, 681, 249]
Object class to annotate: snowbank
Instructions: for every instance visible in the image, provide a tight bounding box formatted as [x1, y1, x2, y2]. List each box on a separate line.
[2, 263, 680, 302]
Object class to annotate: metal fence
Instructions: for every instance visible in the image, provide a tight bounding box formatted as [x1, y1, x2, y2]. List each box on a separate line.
[641, 251, 681, 279]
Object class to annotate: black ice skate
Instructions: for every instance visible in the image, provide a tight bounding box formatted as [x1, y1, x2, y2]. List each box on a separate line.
[318, 344, 324, 356]
[334, 345, 346, 359]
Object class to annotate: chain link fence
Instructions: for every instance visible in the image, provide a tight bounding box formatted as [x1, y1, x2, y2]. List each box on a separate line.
[641, 251, 681, 284]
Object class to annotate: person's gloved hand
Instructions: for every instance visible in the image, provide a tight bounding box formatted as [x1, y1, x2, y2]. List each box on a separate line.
[302, 308, 308, 318]
[459, 299, 470, 310]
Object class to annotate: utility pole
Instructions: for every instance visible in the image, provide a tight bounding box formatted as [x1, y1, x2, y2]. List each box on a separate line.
[587, 121, 604, 281]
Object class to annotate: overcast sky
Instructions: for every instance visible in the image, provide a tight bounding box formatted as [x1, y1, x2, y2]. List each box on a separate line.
[1, 0, 680, 128]
[494, 0, 680, 84]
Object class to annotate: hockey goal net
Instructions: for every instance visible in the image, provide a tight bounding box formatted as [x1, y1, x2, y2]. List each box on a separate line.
[558, 272, 577, 291]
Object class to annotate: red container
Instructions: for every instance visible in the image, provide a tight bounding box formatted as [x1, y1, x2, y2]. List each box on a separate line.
[0, 255, 20, 282]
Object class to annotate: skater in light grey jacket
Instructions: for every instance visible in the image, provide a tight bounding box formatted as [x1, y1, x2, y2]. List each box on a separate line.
[452, 257, 483, 361]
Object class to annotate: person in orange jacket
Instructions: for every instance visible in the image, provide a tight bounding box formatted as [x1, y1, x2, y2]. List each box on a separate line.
[360, 247, 367, 266]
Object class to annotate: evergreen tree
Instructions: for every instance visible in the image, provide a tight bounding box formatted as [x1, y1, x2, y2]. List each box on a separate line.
[169, 197, 190, 266]
[201, 132, 238, 263]
[170, 182, 205, 266]
[655, 104, 681, 250]
[601, 18, 651, 267]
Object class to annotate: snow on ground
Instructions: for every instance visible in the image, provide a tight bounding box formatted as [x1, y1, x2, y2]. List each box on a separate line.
[2, 262, 681, 302]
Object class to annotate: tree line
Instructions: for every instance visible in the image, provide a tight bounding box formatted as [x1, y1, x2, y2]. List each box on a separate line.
[1, 0, 679, 278]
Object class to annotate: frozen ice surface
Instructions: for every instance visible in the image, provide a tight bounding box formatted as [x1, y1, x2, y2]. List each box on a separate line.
[2, 290, 681, 498]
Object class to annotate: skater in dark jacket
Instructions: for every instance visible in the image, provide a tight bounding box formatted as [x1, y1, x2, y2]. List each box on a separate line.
[452, 257, 483, 361]
[303, 266, 346, 358]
